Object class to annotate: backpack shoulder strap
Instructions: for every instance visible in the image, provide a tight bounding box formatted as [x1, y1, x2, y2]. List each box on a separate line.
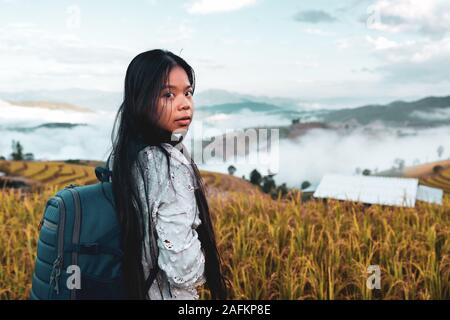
[95, 154, 112, 183]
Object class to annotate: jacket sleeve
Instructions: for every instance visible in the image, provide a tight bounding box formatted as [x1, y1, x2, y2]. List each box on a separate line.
[140, 146, 206, 299]
[132, 147, 164, 280]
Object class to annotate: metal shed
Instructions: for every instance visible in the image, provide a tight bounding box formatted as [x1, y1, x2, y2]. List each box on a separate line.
[313, 174, 443, 207]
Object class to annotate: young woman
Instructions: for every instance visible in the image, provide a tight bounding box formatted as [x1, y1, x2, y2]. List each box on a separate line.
[107, 49, 228, 300]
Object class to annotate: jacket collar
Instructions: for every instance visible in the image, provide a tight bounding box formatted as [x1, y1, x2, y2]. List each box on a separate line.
[161, 142, 192, 166]
[161, 142, 199, 189]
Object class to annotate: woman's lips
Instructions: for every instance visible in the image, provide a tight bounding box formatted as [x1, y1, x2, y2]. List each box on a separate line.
[175, 118, 191, 126]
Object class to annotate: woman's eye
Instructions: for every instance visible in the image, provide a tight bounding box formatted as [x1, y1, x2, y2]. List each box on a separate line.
[162, 90, 193, 99]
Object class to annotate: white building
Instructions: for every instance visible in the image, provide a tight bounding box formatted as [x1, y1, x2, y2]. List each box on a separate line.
[313, 174, 443, 207]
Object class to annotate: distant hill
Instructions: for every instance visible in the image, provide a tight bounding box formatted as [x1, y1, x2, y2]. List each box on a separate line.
[200, 95, 450, 130]
[5, 100, 93, 113]
[0, 88, 306, 111]
[197, 95, 450, 145]
[194, 88, 304, 109]
[7, 122, 88, 133]
[2, 89, 449, 130]
[198, 101, 302, 116]
[0, 89, 122, 112]
[320, 96, 450, 127]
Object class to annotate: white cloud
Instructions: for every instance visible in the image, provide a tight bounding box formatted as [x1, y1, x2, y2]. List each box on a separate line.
[201, 109, 291, 133]
[410, 37, 450, 63]
[0, 101, 115, 161]
[0, 24, 132, 63]
[199, 125, 450, 188]
[366, 36, 400, 50]
[364, 0, 450, 82]
[366, 35, 450, 82]
[411, 108, 450, 121]
[366, 0, 450, 38]
[185, 0, 257, 14]
[0, 24, 133, 91]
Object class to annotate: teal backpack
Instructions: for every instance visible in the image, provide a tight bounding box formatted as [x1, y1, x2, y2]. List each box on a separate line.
[29, 157, 158, 300]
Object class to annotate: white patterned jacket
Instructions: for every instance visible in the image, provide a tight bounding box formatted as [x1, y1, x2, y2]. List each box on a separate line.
[108, 142, 206, 299]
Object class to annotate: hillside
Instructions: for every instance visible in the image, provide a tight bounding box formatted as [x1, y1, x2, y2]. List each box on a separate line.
[0, 160, 263, 197]
[402, 158, 450, 194]
[320, 96, 450, 127]
[198, 101, 301, 117]
[7, 122, 89, 133]
[5, 100, 93, 113]
[374, 158, 450, 194]
[198, 95, 450, 130]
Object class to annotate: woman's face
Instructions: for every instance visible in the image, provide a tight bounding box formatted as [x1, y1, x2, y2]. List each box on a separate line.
[157, 66, 194, 135]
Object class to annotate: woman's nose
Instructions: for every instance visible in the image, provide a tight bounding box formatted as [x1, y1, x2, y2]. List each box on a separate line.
[178, 96, 192, 111]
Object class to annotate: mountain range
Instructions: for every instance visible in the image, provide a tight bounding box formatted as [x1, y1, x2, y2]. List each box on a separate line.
[1, 89, 449, 129]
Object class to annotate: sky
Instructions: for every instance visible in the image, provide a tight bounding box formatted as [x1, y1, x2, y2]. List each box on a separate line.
[0, 0, 449, 102]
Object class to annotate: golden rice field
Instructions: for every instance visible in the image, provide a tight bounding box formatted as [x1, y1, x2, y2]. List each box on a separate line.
[420, 169, 450, 194]
[0, 160, 258, 195]
[404, 159, 450, 194]
[0, 160, 99, 188]
[0, 161, 449, 299]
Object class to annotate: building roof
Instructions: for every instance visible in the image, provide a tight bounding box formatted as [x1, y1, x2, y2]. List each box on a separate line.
[313, 173, 442, 207]
[416, 185, 443, 205]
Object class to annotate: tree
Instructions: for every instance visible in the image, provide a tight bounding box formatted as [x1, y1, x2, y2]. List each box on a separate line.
[250, 169, 262, 186]
[301, 180, 311, 190]
[394, 158, 405, 171]
[433, 165, 444, 174]
[362, 169, 371, 176]
[437, 145, 444, 158]
[10, 140, 24, 160]
[267, 168, 276, 177]
[0, 155, 5, 160]
[65, 159, 81, 164]
[227, 165, 236, 176]
[276, 183, 288, 197]
[262, 175, 276, 194]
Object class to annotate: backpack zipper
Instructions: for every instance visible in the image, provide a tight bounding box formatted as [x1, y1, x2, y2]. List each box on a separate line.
[67, 188, 82, 300]
[49, 196, 66, 297]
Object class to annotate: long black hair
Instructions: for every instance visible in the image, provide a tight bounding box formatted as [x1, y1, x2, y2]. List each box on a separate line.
[109, 49, 228, 299]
